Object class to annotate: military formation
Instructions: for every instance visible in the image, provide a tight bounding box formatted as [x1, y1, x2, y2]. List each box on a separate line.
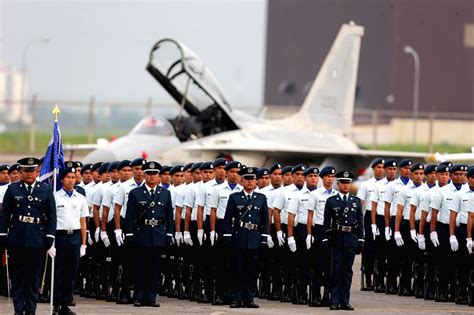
[0, 156, 473, 315]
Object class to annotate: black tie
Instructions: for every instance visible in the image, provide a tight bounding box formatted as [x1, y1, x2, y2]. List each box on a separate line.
[27, 185, 32, 195]
[150, 189, 154, 197]
[343, 195, 347, 203]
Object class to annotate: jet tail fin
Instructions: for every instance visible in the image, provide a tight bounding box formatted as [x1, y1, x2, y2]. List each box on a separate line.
[287, 22, 364, 135]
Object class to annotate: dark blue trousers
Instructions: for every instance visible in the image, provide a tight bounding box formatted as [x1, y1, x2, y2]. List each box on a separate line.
[135, 246, 162, 303]
[9, 247, 43, 313]
[330, 245, 356, 305]
[232, 248, 259, 303]
[54, 230, 81, 306]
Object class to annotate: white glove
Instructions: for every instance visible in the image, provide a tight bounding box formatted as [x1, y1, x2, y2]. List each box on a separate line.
[197, 229, 204, 246]
[267, 235, 274, 248]
[418, 234, 426, 250]
[430, 231, 439, 247]
[183, 231, 193, 246]
[371, 224, 379, 240]
[94, 227, 100, 242]
[385, 226, 392, 241]
[100, 231, 110, 247]
[467, 238, 473, 255]
[287, 236, 296, 252]
[47, 246, 56, 258]
[306, 234, 314, 250]
[410, 229, 418, 243]
[114, 229, 124, 246]
[277, 230, 285, 246]
[449, 235, 459, 252]
[87, 231, 93, 246]
[80, 245, 87, 257]
[394, 231, 404, 246]
[210, 230, 218, 246]
[175, 232, 183, 247]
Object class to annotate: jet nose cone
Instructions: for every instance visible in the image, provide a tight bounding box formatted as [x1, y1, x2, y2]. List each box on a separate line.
[84, 149, 116, 164]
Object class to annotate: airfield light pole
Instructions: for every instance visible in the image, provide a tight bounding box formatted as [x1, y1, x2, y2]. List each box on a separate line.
[20, 37, 50, 151]
[403, 45, 420, 151]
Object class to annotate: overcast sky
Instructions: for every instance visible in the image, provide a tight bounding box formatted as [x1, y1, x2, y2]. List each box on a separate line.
[0, 0, 267, 106]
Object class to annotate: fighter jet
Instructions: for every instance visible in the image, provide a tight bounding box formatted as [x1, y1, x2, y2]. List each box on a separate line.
[145, 22, 427, 170]
[84, 22, 426, 170]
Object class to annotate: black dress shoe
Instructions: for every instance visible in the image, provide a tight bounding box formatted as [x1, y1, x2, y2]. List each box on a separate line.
[310, 298, 322, 307]
[213, 297, 225, 305]
[386, 286, 397, 295]
[59, 306, 76, 315]
[340, 303, 354, 311]
[133, 301, 143, 307]
[68, 300, 76, 307]
[229, 301, 241, 308]
[146, 301, 160, 307]
[242, 301, 259, 308]
[374, 285, 385, 293]
[14, 312, 24, 315]
[329, 304, 339, 310]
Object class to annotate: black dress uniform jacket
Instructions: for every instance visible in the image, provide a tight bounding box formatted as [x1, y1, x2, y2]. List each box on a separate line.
[223, 190, 269, 249]
[123, 185, 174, 247]
[0, 181, 57, 248]
[323, 194, 364, 247]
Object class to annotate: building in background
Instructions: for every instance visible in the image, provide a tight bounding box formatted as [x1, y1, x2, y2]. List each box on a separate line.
[264, 0, 474, 116]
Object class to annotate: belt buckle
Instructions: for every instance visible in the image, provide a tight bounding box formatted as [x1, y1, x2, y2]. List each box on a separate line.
[67, 230, 73, 235]
[342, 226, 351, 232]
[26, 216, 34, 224]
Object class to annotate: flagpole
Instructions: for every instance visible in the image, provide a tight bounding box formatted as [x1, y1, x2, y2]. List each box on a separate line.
[50, 105, 60, 315]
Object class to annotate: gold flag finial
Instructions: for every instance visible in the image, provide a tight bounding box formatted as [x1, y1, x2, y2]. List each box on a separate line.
[52, 105, 61, 122]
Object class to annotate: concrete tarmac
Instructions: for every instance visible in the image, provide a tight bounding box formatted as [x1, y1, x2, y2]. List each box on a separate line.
[1, 256, 473, 314]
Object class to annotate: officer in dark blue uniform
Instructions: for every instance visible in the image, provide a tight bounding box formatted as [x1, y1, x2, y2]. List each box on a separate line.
[223, 167, 269, 308]
[0, 157, 57, 315]
[123, 161, 174, 307]
[323, 171, 364, 311]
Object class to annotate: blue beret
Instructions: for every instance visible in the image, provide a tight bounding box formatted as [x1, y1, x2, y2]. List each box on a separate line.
[170, 165, 184, 175]
[81, 163, 92, 174]
[269, 163, 282, 174]
[183, 162, 194, 171]
[213, 158, 228, 167]
[130, 158, 146, 167]
[257, 168, 269, 179]
[17, 157, 41, 170]
[371, 158, 385, 168]
[224, 161, 242, 171]
[240, 166, 257, 178]
[0, 164, 10, 172]
[304, 166, 319, 176]
[117, 160, 131, 170]
[91, 162, 102, 172]
[65, 160, 76, 168]
[160, 165, 172, 173]
[438, 161, 453, 169]
[191, 162, 203, 172]
[60, 167, 76, 179]
[467, 166, 474, 178]
[336, 170, 354, 182]
[291, 164, 307, 174]
[281, 165, 294, 175]
[384, 159, 398, 168]
[9, 163, 20, 173]
[199, 162, 213, 170]
[107, 161, 120, 172]
[98, 162, 110, 174]
[142, 161, 161, 173]
[410, 163, 424, 172]
[450, 164, 468, 174]
[399, 159, 413, 168]
[320, 166, 336, 177]
[75, 161, 84, 168]
[436, 165, 450, 173]
[424, 164, 438, 174]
